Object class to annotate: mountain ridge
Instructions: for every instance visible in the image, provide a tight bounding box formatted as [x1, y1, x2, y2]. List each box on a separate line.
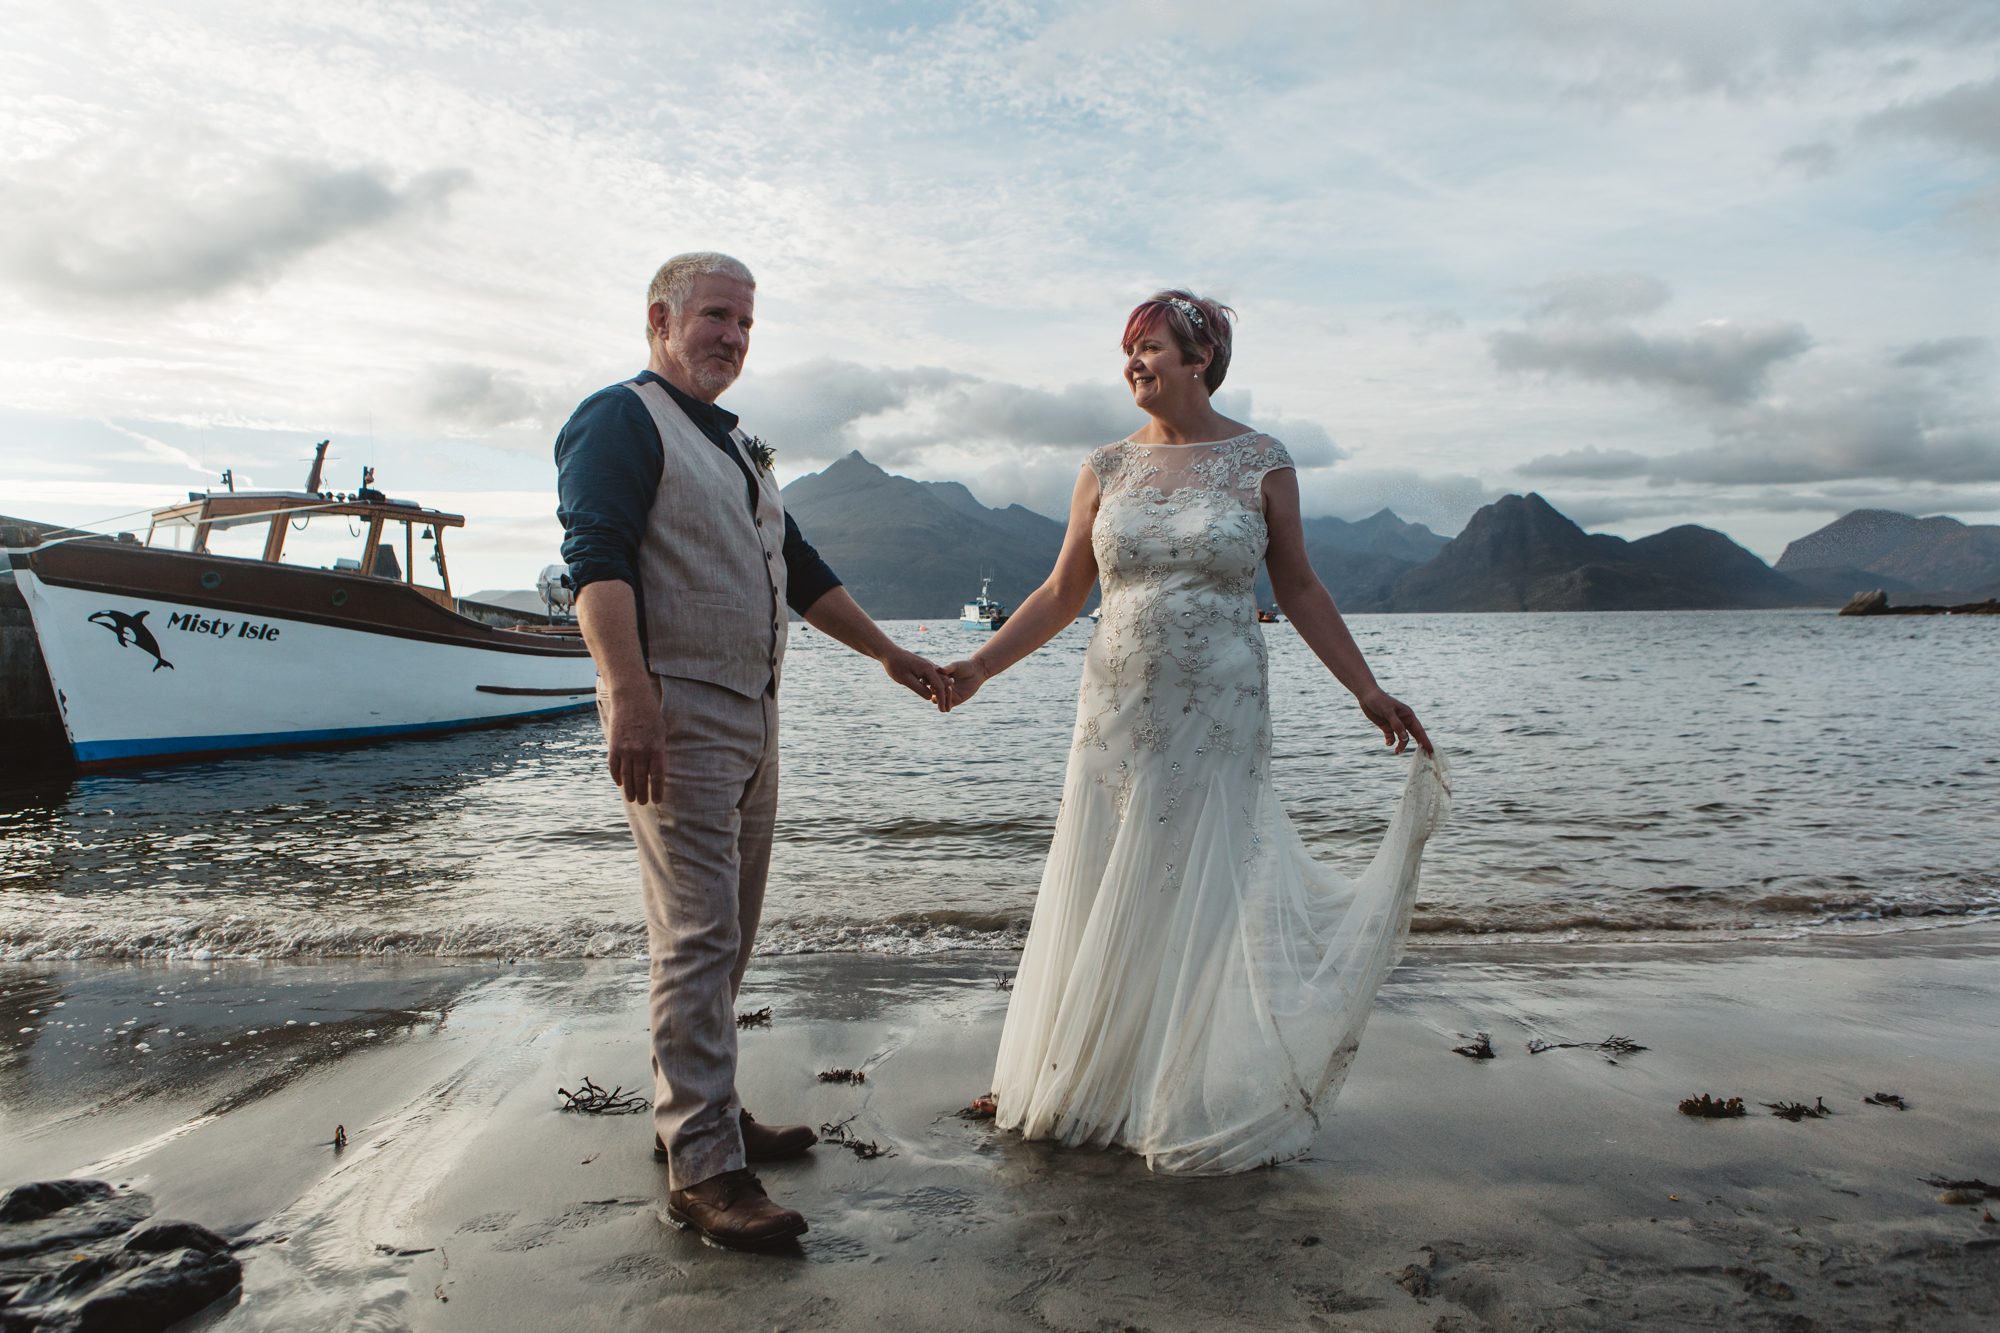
[498, 456, 2000, 616]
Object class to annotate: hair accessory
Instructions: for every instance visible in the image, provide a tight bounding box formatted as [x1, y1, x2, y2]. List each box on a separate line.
[1162, 296, 1207, 331]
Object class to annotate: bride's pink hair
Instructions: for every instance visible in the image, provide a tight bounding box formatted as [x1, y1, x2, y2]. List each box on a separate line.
[1122, 289, 1237, 393]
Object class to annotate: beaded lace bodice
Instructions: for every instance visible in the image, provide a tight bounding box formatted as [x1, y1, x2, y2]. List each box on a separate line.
[1074, 432, 1295, 832]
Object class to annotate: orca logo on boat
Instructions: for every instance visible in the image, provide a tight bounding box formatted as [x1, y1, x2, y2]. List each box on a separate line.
[87, 609, 174, 672]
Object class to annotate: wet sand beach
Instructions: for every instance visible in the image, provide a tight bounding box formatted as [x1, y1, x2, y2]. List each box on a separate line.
[4, 926, 1999, 1331]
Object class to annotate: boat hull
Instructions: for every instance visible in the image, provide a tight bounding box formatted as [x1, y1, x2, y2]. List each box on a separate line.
[14, 544, 597, 769]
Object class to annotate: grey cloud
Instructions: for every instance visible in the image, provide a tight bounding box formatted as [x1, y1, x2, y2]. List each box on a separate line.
[1294, 467, 1498, 537]
[1384, 307, 1467, 339]
[413, 364, 543, 432]
[1656, 373, 2000, 485]
[0, 156, 468, 303]
[935, 380, 1141, 450]
[1480, 1, 2000, 102]
[728, 359, 969, 457]
[1949, 186, 2000, 251]
[1669, 421, 2000, 486]
[732, 359, 1344, 470]
[1490, 318, 1813, 405]
[1517, 446, 1652, 479]
[1893, 336, 1991, 368]
[1777, 141, 1840, 177]
[1860, 75, 2000, 157]
[1520, 271, 1672, 323]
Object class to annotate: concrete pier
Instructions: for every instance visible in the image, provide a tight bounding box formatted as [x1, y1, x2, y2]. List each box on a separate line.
[1, 517, 82, 769]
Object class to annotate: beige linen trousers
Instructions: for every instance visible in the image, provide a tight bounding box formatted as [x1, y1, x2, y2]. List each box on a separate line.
[611, 674, 779, 1191]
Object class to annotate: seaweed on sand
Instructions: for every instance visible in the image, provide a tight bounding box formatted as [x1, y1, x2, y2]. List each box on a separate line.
[1451, 1032, 1495, 1060]
[1763, 1097, 1832, 1121]
[1678, 1093, 1747, 1118]
[735, 1007, 772, 1029]
[1863, 1092, 1909, 1110]
[817, 1068, 867, 1084]
[819, 1115, 892, 1160]
[1526, 1035, 1648, 1061]
[557, 1077, 650, 1115]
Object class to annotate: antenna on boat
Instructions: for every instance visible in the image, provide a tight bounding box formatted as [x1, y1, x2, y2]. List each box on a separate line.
[304, 440, 331, 493]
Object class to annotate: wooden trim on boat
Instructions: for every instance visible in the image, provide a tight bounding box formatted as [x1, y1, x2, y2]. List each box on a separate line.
[475, 684, 596, 696]
[23, 541, 592, 659]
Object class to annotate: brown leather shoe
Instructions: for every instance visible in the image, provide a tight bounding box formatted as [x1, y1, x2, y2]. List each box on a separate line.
[666, 1169, 807, 1250]
[740, 1110, 817, 1162]
[653, 1110, 817, 1164]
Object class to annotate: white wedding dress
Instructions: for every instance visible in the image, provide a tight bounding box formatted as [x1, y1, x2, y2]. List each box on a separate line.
[991, 432, 1452, 1175]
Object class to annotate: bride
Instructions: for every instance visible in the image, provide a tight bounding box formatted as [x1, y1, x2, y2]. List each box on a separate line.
[942, 290, 1451, 1174]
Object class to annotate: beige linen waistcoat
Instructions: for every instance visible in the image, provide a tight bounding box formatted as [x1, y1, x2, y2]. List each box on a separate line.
[625, 380, 789, 698]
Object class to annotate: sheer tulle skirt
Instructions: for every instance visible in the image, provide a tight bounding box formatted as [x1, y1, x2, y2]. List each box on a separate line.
[992, 735, 1451, 1175]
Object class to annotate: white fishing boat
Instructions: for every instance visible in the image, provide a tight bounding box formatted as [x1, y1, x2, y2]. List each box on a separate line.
[12, 443, 596, 770]
[960, 576, 1009, 629]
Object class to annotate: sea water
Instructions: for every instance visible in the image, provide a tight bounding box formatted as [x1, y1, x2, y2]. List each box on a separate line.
[1, 612, 1995, 960]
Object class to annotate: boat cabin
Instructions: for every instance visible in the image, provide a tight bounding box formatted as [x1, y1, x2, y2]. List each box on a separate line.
[142, 444, 465, 607]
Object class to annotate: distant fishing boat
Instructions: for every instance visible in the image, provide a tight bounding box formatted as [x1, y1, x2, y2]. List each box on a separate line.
[961, 576, 1009, 629]
[12, 442, 596, 770]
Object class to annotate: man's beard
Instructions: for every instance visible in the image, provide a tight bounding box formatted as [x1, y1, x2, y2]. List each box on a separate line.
[689, 357, 740, 396]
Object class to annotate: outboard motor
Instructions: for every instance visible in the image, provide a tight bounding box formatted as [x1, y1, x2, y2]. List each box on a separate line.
[536, 563, 576, 618]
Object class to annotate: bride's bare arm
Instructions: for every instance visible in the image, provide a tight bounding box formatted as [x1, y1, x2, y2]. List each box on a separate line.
[1262, 469, 1433, 755]
[942, 467, 1101, 705]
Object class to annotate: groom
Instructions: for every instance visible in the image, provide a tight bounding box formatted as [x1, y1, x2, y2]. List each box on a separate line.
[555, 251, 951, 1250]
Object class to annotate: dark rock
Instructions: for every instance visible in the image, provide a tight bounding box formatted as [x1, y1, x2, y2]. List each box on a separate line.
[1839, 590, 1890, 616]
[0, 1183, 114, 1227]
[121, 1222, 231, 1257]
[0, 1183, 149, 1262]
[1839, 591, 2000, 617]
[7, 1245, 241, 1332]
[0, 1183, 240, 1332]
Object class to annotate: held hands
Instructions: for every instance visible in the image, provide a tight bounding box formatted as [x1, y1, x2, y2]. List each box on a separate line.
[1358, 688, 1433, 756]
[940, 658, 990, 707]
[882, 645, 955, 712]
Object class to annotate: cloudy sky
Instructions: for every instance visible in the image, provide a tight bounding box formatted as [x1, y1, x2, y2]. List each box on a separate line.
[3, 0, 1996, 590]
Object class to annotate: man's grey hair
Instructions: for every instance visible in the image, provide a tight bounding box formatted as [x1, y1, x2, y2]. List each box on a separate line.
[646, 252, 755, 338]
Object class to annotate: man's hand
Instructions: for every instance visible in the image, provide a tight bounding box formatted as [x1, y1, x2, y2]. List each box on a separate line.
[1358, 688, 1432, 756]
[882, 646, 954, 712]
[604, 683, 670, 804]
[941, 658, 990, 707]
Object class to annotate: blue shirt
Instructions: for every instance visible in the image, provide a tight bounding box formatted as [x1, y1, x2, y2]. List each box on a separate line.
[554, 372, 842, 649]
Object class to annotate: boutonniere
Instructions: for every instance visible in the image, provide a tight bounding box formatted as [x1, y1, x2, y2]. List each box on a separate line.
[742, 435, 776, 474]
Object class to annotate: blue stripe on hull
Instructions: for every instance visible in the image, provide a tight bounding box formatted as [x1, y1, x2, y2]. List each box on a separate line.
[73, 700, 593, 764]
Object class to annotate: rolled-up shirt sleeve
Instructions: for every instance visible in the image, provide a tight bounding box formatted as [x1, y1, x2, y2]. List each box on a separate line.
[554, 387, 660, 595]
[782, 512, 842, 615]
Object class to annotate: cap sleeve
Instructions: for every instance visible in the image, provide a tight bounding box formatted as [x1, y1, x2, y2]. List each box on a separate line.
[1084, 441, 1126, 485]
[1253, 435, 1295, 477]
